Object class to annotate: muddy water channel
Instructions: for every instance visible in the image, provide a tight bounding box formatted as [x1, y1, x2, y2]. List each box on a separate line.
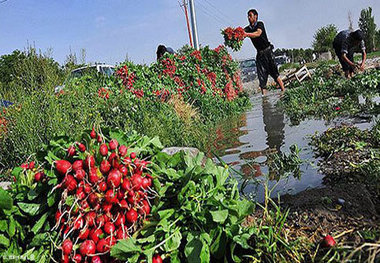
[210, 91, 375, 202]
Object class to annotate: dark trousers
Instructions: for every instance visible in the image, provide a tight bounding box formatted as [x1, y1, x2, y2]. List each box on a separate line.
[256, 47, 280, 89]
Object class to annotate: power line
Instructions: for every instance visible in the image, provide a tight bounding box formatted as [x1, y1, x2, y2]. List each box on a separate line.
[200, 0, 235, 25]
[195, 0, 227, 26]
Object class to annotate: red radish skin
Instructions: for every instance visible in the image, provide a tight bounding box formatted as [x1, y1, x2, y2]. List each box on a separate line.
[55, 160, 72, 175]
[126, 209, 138, 223]
[78, 143, 86, 152]
[114, 213, 126, 227]
[100, 160, 111, 174]
[79, 240, 96, 256]
[76, 187, 85, 200]
[34, 172, 44, 182]
[73, 254, 82, 263]
[90, 228, 103, 243]
[116, 228, 128, 240]
[98, 181, 107, 192]
[75, 169, 86, 181]
[109, 139, 118, 150]
[105, 190, 117, 204]
[99, 143, 108, 156]
[104, 222, 116, 234]
[85, 211, 97, 227]
[88, 193, 99, 207]
[96, 216, 105, 228]
[109, 152, 117, 161]
[118, 145, 127, 157]
[118, 165, 128, 176]
[97, 135, 102, 143]
[89, 168, 100, 184]
[119, 199, 128, 209]
[107, 169, 122, 188]
[91, 256, 102, 263]
[78, 228, 90, 240]
[73, 216, 84, 230]
[130, 152, 136, 159]
[90, 128, 96, 139]
[62, 239, 73, 255]
[64, 175, 77, 192]
[85, 155, 96, 169]
[121, 179, 131, 191]
[322, 235, 336, 248]
[62, 254, 69, 263]
[102, 202, 113, 213]
[141, 177, 150, 189]
[84, 183, 92, 194]
[72, 160, 83, 172]
[67, 146, 76, 157]
[152, 254, 163, 263]
[139, 200, 151, 215]
[123, 157, 132, 166]
[96, 238, 108, 253]
[131, 174, 143, 190]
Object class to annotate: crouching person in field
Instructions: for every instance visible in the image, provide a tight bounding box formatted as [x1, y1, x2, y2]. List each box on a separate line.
[333, 29, 367, 79]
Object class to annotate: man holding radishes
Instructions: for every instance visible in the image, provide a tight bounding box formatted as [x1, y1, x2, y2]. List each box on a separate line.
[243, 9, 285, 96]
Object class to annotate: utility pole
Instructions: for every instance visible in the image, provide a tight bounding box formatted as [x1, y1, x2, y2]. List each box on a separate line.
[188, 0, 199, 50]
[182, 0, 193, 48]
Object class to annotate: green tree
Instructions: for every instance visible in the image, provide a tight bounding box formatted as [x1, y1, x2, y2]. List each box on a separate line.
[359, 7, 377, 52]
[312, 24, 338, 54]
[0, 50, 26, 86]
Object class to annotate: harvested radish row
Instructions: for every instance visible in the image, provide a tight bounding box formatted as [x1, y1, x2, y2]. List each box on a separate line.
[48, 128, 157, 262]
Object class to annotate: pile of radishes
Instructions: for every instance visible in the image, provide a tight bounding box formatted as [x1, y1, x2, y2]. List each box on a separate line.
[51, 128, 157, 262]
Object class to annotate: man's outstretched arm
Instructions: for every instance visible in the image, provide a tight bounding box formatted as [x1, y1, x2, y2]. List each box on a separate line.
[244, 29, 262, 39]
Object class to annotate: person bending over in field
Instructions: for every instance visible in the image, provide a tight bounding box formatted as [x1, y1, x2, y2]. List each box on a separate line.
[156, 45, 175, 61]
[333, 29, 366, 79]
[243, 9, 285, 96]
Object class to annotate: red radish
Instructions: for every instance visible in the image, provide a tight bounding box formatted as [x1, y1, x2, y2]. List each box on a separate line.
[88, 193, 99, 207]
[114, 213, 125, 227]
[105, 190, 117, 204]
[75, 169, 86, 181]
[63, 175, 77, 192]
[62, 254, 69, 263]
[100, 160, 111, 174]
[76, 187, 85, 200]
[34, 172, 44, 182]
[126, 209, 138, 223]
[90, 127, 96, 139]
[96, 238, 108, 253]
[104, 222, 115, 234]
[107, 169, 122, 188]
[141, 177, 150, 189]
[119, 199, 128, 209]
[90, 228, 103, 243]
[97, 135, 102, 143]
[67, 146, 76, 157]
[98, 181, 107, 192]
[55, 211, 65, 225]
[321, 235, 336, 248]
[116, 228, 128, 240]
[89, 168, 100, 184]
[131, 174, 142, 190]
[123, 157, 132, 166]
[80, 200, 90, 210]
[78, 143, 86, 152]
[118, 165, 128, 176]
[117, 189, 125, 200]
[73, 216, 84, 230]
[121, 179, 131, 191]
[72, 160, 83, 172]
[111, 158, 120, 169]
[118, 145, 127, 157]
[29, 161, 35, 169]
[85, 155, 96, 169]
[55, 160, 72, 175]
[102, 202, 113, 213]
[79, 240, 96, 256]
[85, 211, 97, 227]
[99, 143, 108, 156]
[62, 239, 73, 255]
[21, 163, 28, 169]
[127, 195, 136, 204]
[96, 215, 105, 228]
[139, 200, 151, 215]
[109, 152, 117, 161]
[109, 139, 118, 150]
[152, 254, 163, 263]
[84, 183, 92, 194]
[78, 227, 90, 240]
[73, 254, 82, 263]
[91, 256, 102, 263]
[130, 152, 136, 159]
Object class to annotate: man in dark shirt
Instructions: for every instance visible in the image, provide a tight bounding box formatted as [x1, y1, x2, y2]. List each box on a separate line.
[156, 45, 175, 60]
[243, 9, 285, 95]
[333, 29, 366, 79]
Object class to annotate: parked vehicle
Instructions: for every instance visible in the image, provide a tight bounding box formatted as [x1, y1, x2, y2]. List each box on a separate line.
[239, 58, 257, 82]
[55, 63, 115, 93]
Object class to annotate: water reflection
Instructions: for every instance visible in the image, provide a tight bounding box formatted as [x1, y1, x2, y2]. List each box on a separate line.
[262, 96, 285, 153]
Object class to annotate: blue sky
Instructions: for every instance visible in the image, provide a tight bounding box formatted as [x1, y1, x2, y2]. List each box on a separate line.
[0, 0, 379, 65]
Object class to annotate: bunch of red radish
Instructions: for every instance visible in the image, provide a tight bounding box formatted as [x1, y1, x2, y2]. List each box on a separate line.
[52, 128, 158, 263]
